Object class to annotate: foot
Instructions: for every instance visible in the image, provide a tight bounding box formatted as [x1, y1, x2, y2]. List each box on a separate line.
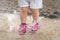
[31, 22, 40, 32]
[18, 23, 27, 34]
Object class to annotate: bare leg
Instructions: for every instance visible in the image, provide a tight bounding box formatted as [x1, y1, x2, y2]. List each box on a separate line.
[30, 9, 40, 31]
[30, 9, 40, 22]
[18, 7, 29, 34]
[20, 7, 29, 23]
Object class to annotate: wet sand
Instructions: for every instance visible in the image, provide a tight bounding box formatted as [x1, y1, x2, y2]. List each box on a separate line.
[0, 14, 60, 40]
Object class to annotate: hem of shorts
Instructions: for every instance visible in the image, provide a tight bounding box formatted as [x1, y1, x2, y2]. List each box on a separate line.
[30, 7, 43, 9]
[20, 5, 29, 7]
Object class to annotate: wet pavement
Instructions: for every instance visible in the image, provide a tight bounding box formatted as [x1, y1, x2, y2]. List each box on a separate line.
[0, 13, 60, 40]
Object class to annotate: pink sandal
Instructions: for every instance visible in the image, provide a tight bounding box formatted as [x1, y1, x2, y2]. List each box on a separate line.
[31, 22, 40, 32]
[18, 23, 27, 34]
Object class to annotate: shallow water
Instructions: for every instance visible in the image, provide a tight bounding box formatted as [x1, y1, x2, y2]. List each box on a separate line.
[0, 13, 60, 40]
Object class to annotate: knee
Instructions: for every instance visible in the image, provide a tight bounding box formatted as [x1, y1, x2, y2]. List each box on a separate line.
[21, 7, 28, 12]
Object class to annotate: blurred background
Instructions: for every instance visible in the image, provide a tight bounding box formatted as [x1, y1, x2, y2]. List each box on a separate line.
[0, 0, 60, 18]
[0, 0, 60, 40]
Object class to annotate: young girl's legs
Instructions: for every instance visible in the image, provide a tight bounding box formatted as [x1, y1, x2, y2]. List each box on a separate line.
[18, 0, 43, 33]
[19, 8, 40, 33]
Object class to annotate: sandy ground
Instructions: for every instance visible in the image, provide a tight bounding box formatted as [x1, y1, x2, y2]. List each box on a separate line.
[0, 13, 60, 40]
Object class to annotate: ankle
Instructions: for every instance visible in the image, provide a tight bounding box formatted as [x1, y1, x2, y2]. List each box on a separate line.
[21, 23, 26, 24]
[33, 21, 39, 23]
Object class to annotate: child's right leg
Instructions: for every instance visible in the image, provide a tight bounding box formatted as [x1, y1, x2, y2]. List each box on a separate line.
[19, 7, 29, 33]
[20, 7, 28, 23]
[18, 0, 29, 33]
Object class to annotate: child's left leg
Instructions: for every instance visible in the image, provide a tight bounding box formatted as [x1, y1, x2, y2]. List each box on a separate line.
[30, 0, 43, 31]
[31, 9, 39, 22]
[30, 9, 40, 31]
